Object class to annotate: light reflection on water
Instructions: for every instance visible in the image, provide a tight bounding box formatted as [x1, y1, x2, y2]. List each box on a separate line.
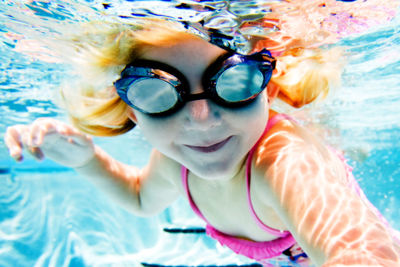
[0, 1, 399, 266]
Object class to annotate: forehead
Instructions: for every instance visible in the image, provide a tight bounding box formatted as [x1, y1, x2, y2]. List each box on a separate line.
[141, 37, 227, 70]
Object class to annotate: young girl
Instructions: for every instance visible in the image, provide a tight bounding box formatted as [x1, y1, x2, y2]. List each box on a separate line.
[4, 19, 400, 266]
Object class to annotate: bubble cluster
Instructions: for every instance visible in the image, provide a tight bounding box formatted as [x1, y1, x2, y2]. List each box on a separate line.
[101, 0, 278, 54]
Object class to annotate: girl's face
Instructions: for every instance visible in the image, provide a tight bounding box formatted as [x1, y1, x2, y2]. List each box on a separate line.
[130, 37, 270, 180]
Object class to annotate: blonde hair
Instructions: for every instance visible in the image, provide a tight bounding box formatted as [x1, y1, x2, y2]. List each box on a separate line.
[271, 47, 343, 108]
[61, 19, 344, 136]
[61, 19, 199, 136]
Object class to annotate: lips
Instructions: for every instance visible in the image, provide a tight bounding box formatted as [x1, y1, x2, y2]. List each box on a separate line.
[185, 136, 233, 153]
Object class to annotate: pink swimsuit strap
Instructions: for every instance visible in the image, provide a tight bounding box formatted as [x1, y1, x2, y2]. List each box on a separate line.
[245, 114, 293, 237]
[181, 166, 209, 223]
[181, 113, 294, 237]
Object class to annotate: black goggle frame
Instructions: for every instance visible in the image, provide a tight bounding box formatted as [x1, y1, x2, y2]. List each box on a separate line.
[114, 49, 276, 116]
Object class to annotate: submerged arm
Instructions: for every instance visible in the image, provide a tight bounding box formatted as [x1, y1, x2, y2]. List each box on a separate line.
[76, 147, 180, 216]
[4, 118, 180, 216]
[255, 121, 400, 266]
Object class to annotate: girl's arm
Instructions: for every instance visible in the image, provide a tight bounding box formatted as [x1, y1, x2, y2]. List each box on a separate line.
[75, 147, 180, 216]
[254, 120, 400, 266]
[4, 118, 180, 216]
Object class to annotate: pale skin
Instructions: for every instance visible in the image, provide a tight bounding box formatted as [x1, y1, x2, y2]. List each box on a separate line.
[4, 37, 400, 266]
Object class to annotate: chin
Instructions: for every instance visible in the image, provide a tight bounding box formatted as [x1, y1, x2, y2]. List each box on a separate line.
[187, 159, 243, 181]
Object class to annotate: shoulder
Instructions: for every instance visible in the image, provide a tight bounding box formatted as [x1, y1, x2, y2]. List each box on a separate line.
[250, 117, 400, 265]
[251, 115, 348, 196]
[145, 149, 183, 188]
[254, 116, 323, 165]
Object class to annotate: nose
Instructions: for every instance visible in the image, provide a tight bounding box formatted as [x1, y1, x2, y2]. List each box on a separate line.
[184, 98, 221, 129]
[190, 99, 210, 121]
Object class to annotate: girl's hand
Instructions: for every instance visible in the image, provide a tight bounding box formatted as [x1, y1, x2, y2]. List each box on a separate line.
[4, 118, 95, 168]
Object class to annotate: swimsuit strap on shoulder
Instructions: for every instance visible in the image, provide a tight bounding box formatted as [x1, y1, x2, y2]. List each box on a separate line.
[181, 166, 210, 223]
[245, 113, 294, 238]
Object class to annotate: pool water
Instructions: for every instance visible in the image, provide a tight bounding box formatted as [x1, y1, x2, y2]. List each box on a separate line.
[0, 1, 399, 266]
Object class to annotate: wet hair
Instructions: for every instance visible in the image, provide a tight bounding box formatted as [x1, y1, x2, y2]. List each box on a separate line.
[61, 19, 199, 136]
[270, 47, 343, 108]
[61, 18, 344, 136]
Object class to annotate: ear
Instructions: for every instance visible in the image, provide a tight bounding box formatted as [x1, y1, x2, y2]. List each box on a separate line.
[267, 81, 280, 103]
[127, 109, 138, 123]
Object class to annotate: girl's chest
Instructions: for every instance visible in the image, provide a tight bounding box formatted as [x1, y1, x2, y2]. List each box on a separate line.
[181, 169, 287, 242]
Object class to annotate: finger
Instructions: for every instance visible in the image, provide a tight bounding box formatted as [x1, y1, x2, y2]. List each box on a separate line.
[67, 133, 93, 147]
[20, 125, 46, 161]
[26, 146, 45, 161]
[31, 118, 93, 150]
[29, 119, 59, 147]
[31, 118, 82, 145]
[55, 123, 83, 136]
[53, 123, 93, 146]
[4, 126, 25, 161]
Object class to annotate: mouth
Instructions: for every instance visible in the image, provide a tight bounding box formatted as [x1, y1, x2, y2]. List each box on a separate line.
[185, 136, 233, 153]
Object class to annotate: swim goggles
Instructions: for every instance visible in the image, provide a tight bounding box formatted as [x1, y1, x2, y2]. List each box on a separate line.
[114, 49, 276, 116]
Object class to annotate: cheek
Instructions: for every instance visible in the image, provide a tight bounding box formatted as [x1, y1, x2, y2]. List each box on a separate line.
[134, 112, 178, 147]
[230, 94, 269, 122]
[227, 95, 269, 140]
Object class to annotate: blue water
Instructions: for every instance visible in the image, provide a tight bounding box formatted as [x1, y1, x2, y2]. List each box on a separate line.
[0, 1, 399, 266]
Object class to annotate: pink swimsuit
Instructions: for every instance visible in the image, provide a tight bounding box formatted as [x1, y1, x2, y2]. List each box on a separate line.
[181, 114, 309, 265]
[182, 114, 400, 265]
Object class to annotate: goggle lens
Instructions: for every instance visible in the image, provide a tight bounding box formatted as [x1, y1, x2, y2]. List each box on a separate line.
[216, 63, 265, 102]
[126, 78, 179, 114]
